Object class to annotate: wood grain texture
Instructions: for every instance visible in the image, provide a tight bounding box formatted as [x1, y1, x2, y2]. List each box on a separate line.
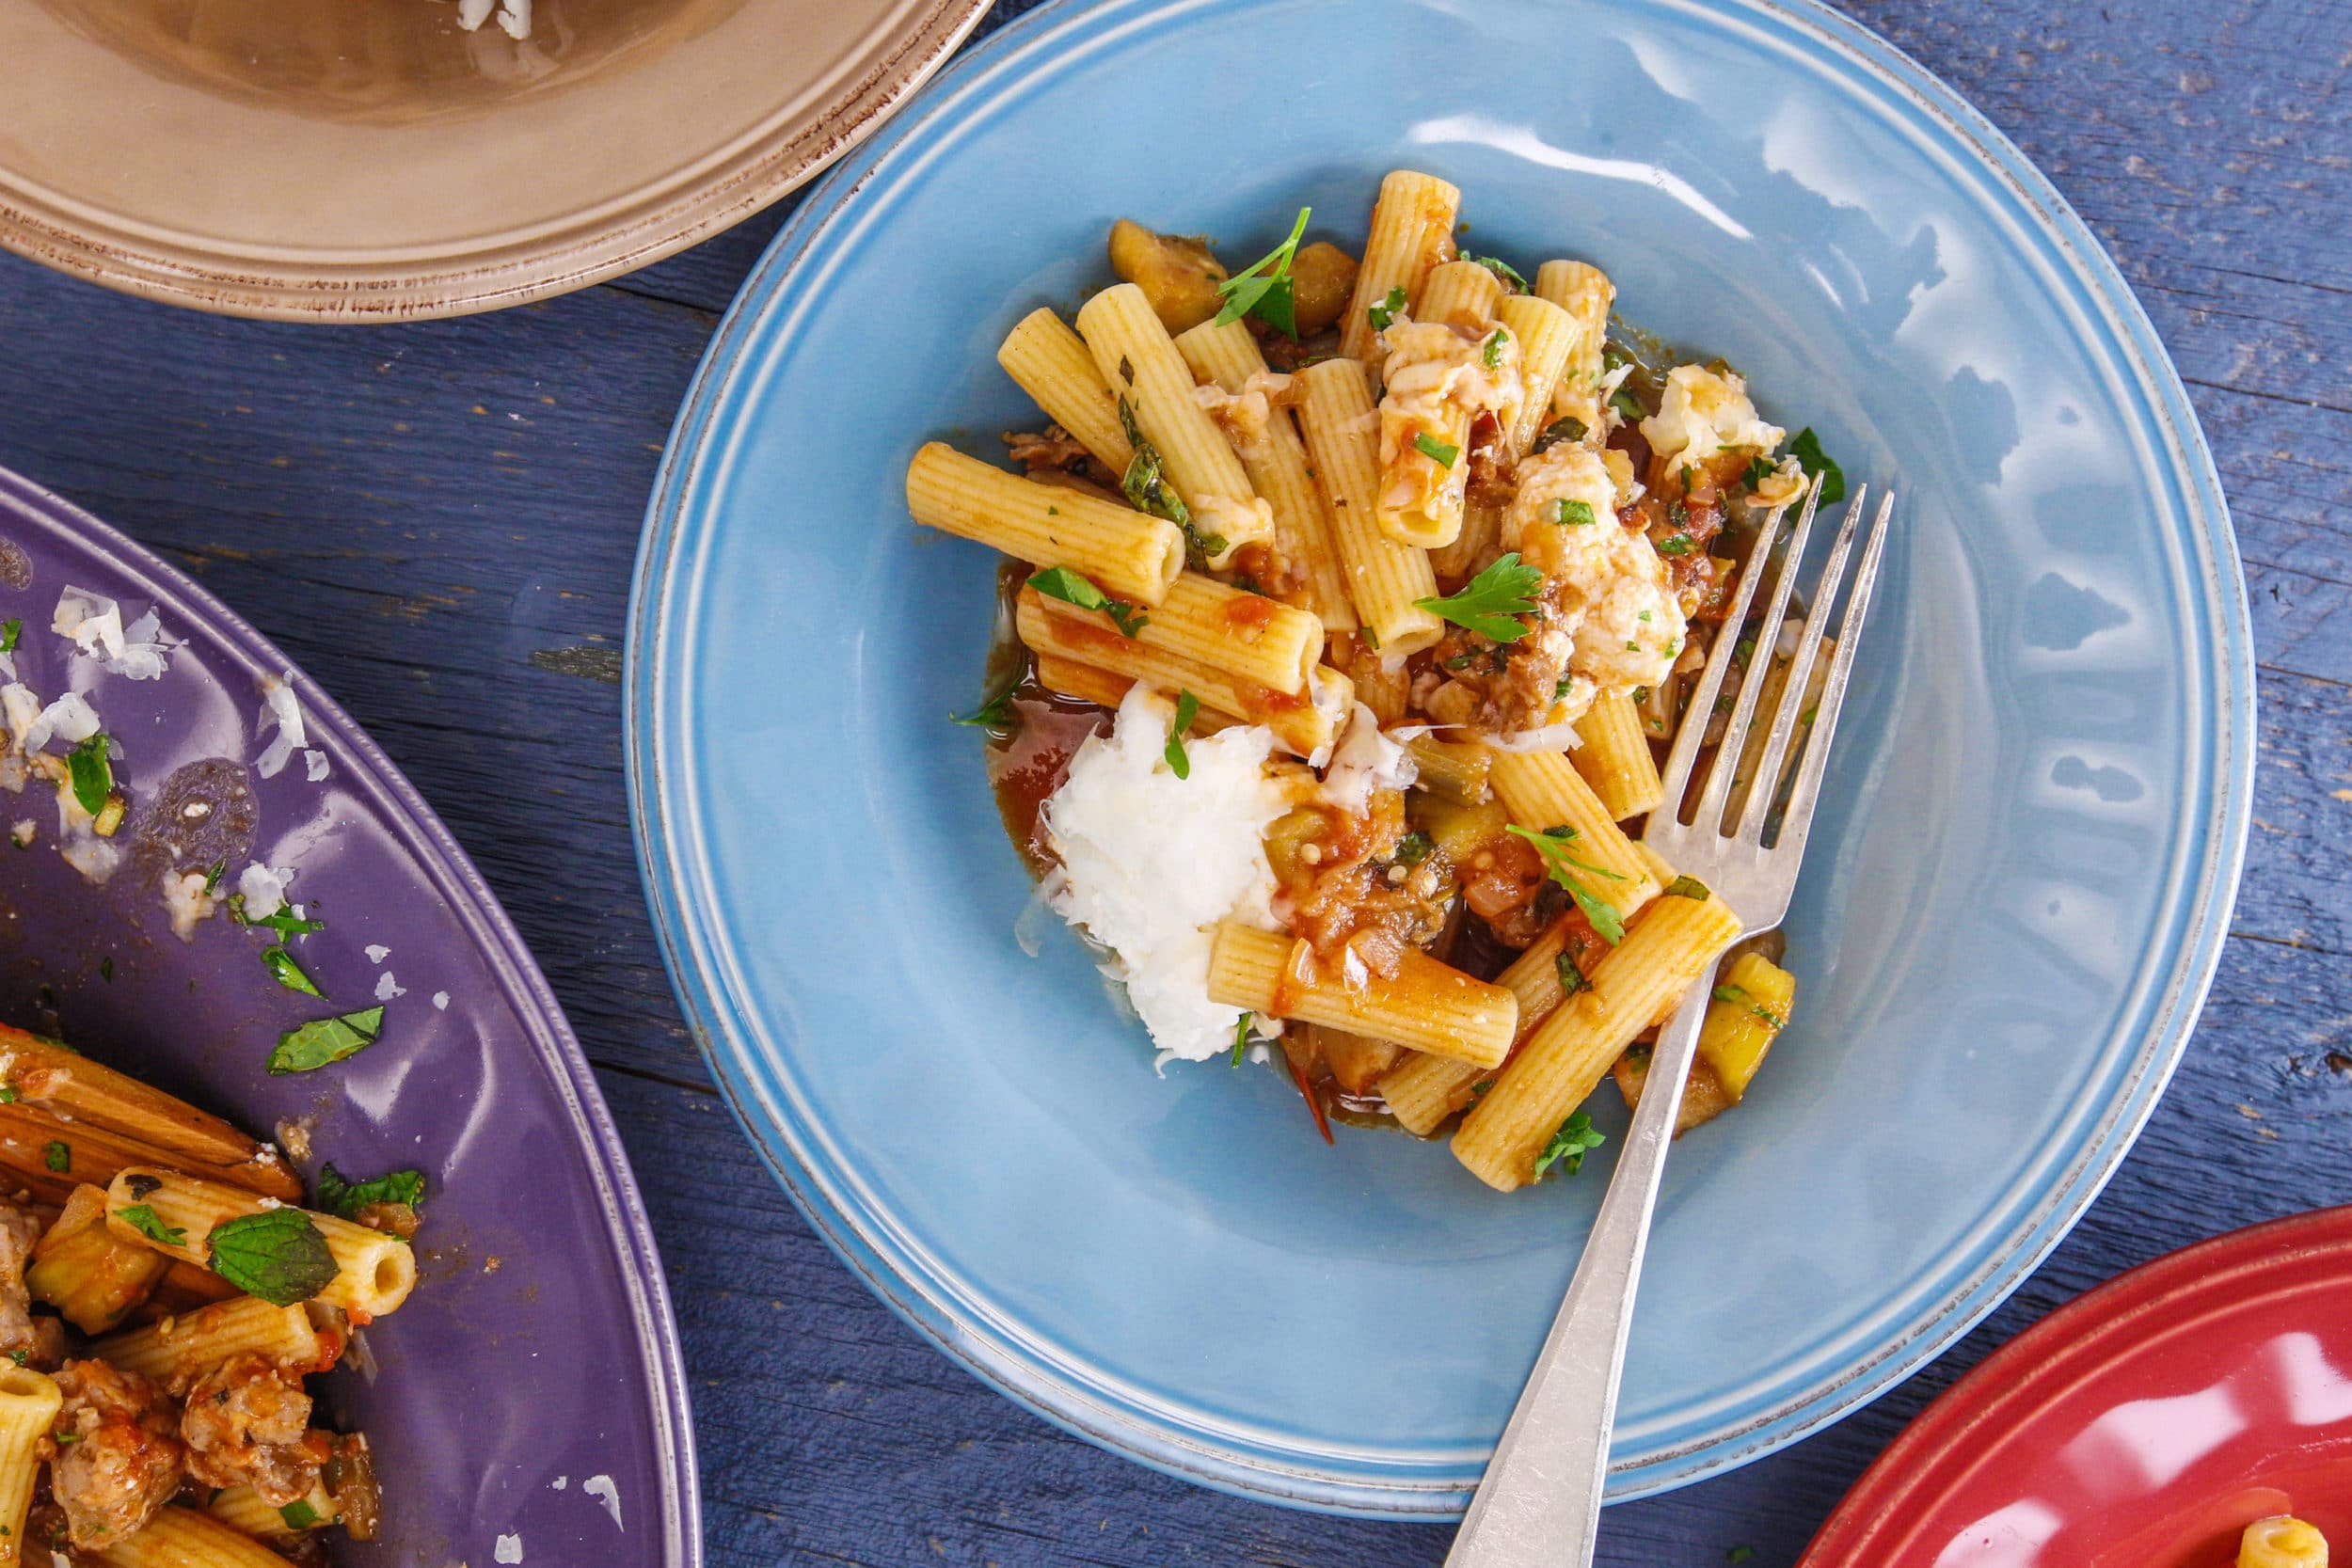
[0, 0, 2344, 1561]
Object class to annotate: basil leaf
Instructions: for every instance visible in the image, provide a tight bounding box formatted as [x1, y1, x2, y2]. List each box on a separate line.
[1164, 690, 1200, 779]
[268, 1007, 385, 1075]
[207, 1208, 340, 1307]
[67, 734, 113, 816]
[1027, 566, 1149, 638]
[315, 1163, 426, 1220]
[950, 682, 1019, 733]
[261, 945, 323, 998]
[115, 1204, 185, 1248]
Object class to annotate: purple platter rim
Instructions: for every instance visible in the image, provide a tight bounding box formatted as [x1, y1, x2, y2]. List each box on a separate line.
[0, 461, 703, 1565]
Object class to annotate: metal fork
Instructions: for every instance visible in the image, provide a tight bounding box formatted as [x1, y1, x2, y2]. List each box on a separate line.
[1445, 477, 1898, 1568]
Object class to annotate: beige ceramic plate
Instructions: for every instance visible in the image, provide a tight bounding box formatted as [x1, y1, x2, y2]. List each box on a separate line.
[0, 0, 990, 320]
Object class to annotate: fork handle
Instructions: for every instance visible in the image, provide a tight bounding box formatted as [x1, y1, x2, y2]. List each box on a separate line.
[1444, 966, 1724, 1568]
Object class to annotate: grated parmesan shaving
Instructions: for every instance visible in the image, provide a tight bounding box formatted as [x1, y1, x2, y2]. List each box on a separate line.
[237, 863, 294, 920]
[254, 674, 307, 779]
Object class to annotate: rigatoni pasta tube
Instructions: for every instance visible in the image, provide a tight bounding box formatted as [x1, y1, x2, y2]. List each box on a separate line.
[1342, 170, 1461, 362]
[996, 308, 1135, 475]
[0, 1365, 56, 1564]
[1413, 259, 1502, 334]
[1534, 259, 1615, 436]
[1035, 569, 1323, 695]
[1204, 924, 1516, 1067]
[1016, 592, 1348, 759]
[1295, 359, 1442, 655]
[2238, 1517, 2329, 1568]
[1381, 920, 1576, 1135]
[1073, 284, 1269, 564]
[1572, 689, 1666, 819]
[1427, 497, 1502, 584]
[1170, 317, 1356, 631]
[1454, 889, 1743, 1191]
[206, 1478, 336, 1540]
[906, 444, 1184, 606]
[94, 1296, 326, 1389]
[28, 1183, 168, 1334]
[94, 1506, 293, 1568]
[1487, 750, 1661, 911]
[103, 1168, 416, 1319]
[1496, 293, 1578, 454]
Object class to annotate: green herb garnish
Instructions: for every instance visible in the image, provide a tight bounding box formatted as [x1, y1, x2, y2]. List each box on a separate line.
[1027, 566, 1149, 638]
[0, 621, 18, 655]
[1742, 454, 1776, 489]
[1412, 432, 1460, 468]
[207, 1209, 339, 1307]
[1712, 984, 1786, 1030]
[1553, 499, 1596, 528]
[951, 682, 1019, 733]
[1165, 689, 1200, 779]
[267, 1007, 385, 1075]
[1534, 1110, 1606, 1177]
[67, 734, 113, 817]
[1391, 831, 1434, 866]
[227, 898, 326, 939]
[1655, 533, 1695, 556]
[1788, 427, 1846, 504]
[1414, 554, 1544, 642]
[1609, 388, 1644, 421]
[1473, 256, 1528, 290]
[1230, 1011, 1252, 1068]
[1115, 395, 1195, 533]
[41, 1142, 67, 1174]
[1482, 329, 1508, 372]
[1664, 875, 1712, 900]
[1214, 206, 1311, 338]
[1367, 285, 1408, 333]
[279, 1501, 323, 1531]
[1555, 952, 1589, 996]
[1531, 416, 1588, 453]
[315, 1164, 426, 1220]
[261, 946, 323, 998]
[115, 1204, 185, 1247]
[1505, 824, 1628, 943]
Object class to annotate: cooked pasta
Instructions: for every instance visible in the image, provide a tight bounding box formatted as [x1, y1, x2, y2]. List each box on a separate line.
[2239, 1517, 2329, 1568]
[0, 1365, 57, 1563]
[920, 174, 1835, 1180]
[103, 1168, 416, 1319]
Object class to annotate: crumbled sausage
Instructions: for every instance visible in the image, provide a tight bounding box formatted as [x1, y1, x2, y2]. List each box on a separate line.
[181, 1352, 320, 1506]
[49, 1359, 183, 1549]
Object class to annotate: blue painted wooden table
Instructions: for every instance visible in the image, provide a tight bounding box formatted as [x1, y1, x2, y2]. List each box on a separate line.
[0, 0, 2344, 1560]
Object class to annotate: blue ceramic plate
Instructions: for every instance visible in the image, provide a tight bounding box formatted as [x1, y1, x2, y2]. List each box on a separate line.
[0, 468, 698, 1564]
[628, 0, 2252, 1517]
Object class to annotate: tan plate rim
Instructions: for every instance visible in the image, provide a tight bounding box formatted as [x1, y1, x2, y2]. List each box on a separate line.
[0, 0, 993, 323]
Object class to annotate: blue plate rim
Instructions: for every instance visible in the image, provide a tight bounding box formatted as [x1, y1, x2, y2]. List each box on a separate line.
[0, 464, 706, 1564]
[625, 0, 2255, 1518]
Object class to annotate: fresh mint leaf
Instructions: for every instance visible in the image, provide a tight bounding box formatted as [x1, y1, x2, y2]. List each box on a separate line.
[260, 945, 323, 998]
[115, 1204, 185, 1248]
[1164, 690, 1200, 779]
[1788, 428, 1846, 504]
[207, 1208, 339, 1307]
[951, 682, 1019, 734]
[315, 1163, 426, 1220]
[67, 734, 112, 816]
[1027, 566, 1148, 638]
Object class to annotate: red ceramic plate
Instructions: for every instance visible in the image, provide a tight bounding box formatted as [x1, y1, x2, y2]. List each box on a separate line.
[1803, 1207, 2352, 1568]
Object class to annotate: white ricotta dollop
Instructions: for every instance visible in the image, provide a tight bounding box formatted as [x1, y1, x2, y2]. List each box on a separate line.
[1638, 364, 1786, 469]
[1041, 685, 1287, 1064]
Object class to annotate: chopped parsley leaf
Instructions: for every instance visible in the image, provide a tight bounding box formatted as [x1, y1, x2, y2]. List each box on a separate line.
[1742, 454, 1776, 489]
[1553, 499, 1597, 528]
[280, 1501, 323, 1531]
[5, 1351, 22, 1368]
[1788, 427, 1846, 503]
[1214, 206, 1311, 338]
[1414, 554, 1544, 642]
[1481, 328, 1508, 372]
[1655, 532, 1695, 556]
[1534, 1110, 1606, 1177]
[41, 1141, 66, 1174]
[1391, 831, 1434, 866]
[1505, 824, 1628, 943]
[1412, 432, 1461, 468]
[1366, 285, 1408, 333]
[1664, 875, 1712, 900]
[1734, 637, 1757, 667]
[0, 621, 18, 655]
[1164, 690, 1201, 779]
[1230, 1011, 1252, 1068]
[1027, 566, 1148, 638]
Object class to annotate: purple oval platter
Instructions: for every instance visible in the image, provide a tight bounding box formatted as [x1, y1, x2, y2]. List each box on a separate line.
[0, 466, 698, 1566]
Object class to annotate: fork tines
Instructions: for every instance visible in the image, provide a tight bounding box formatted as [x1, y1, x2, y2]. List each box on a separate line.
[1655, 477, 1895, 852]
